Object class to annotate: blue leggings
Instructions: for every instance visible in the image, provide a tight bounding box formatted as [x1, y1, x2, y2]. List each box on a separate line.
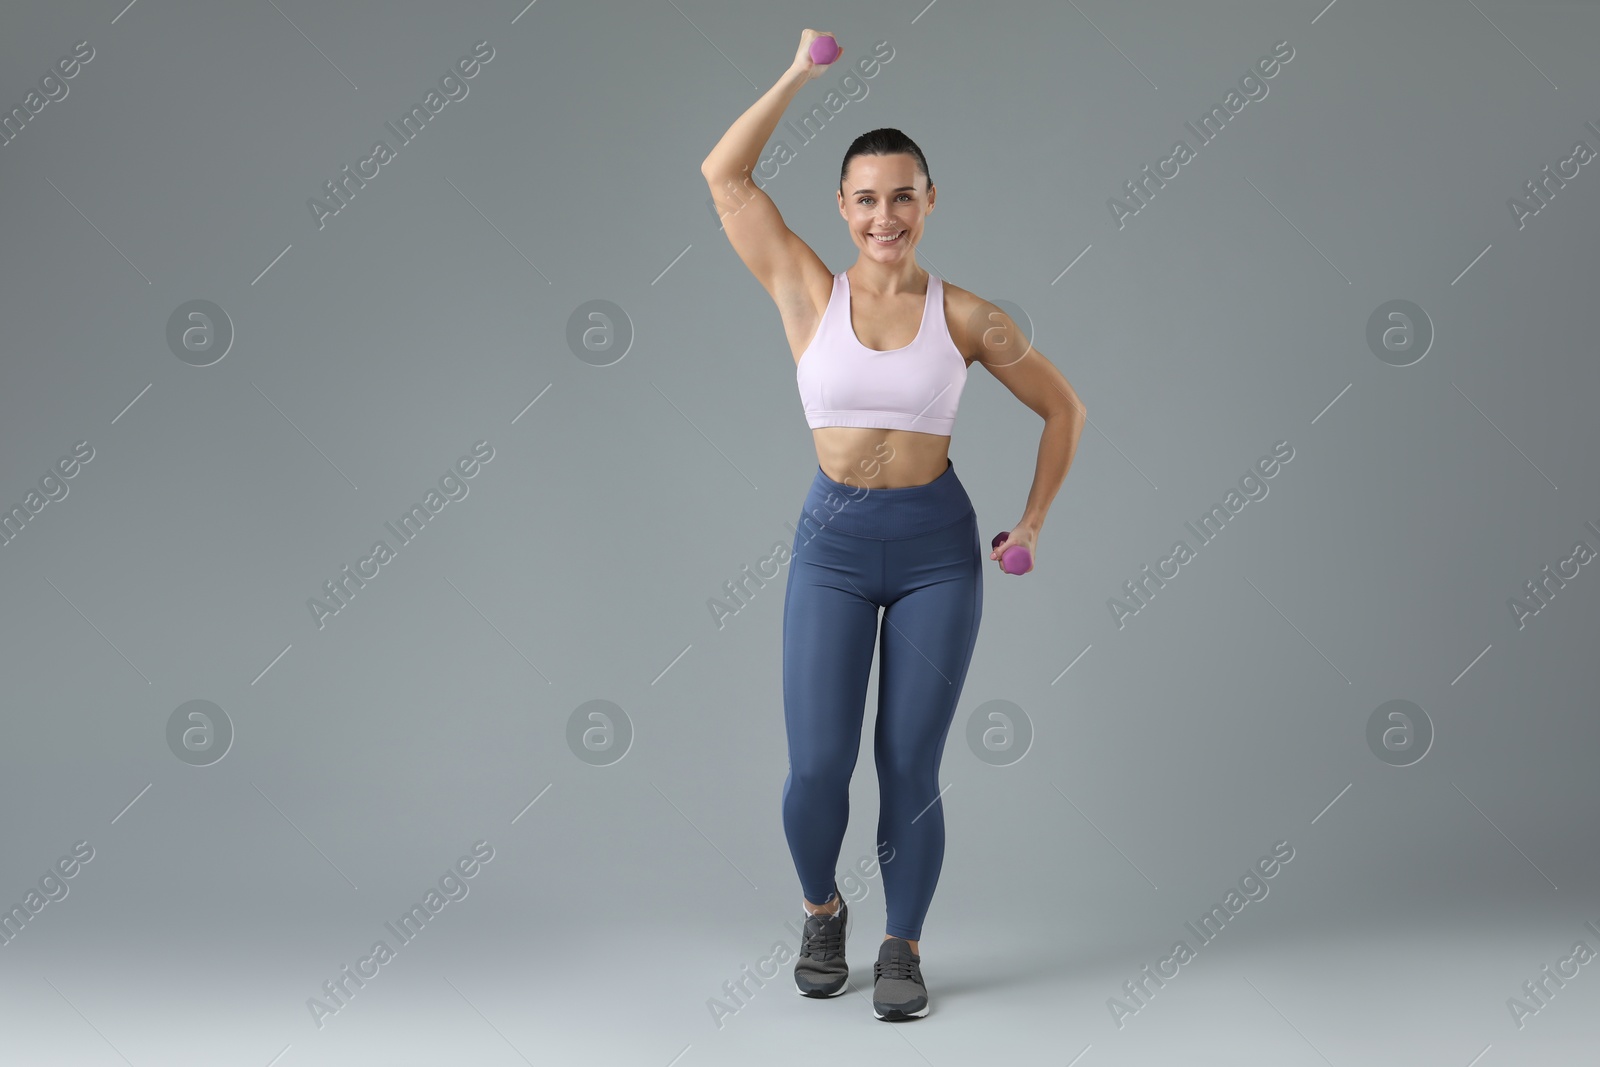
[781, 459, 983, 941]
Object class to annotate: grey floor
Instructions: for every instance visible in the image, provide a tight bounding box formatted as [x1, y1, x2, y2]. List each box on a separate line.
[3, 776, 1596, 1065]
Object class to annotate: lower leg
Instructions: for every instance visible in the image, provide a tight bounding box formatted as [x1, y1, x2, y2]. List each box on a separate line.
[884, 934, 919, 953]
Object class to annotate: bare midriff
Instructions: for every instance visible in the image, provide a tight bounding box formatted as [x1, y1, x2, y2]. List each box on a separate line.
[811, 426, 953, 489]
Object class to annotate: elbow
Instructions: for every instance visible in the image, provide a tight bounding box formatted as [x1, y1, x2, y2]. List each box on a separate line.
[701, 160, 750, 189]
[1052, 400, 1086, 422]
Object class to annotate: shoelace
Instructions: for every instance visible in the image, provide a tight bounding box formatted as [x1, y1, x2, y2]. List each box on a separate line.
[875, 948, 923, 983]
[801, 912, 845, 960]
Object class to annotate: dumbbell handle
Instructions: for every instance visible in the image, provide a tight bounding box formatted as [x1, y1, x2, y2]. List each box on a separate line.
[991, 531, 1033, 576]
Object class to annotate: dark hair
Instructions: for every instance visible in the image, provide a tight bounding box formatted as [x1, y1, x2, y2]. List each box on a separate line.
[839, 128, 932, 192]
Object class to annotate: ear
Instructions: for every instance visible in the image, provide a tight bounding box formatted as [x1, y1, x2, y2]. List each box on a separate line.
[837, 188, 847, 218]
[925, 183, 936, 213]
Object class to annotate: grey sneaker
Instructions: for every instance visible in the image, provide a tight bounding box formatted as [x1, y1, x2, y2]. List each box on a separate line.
[793, 895, 849, 997]
[872, 937, 928, 1020]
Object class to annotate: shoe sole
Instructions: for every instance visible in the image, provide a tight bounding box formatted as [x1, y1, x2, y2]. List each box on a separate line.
[873, 1002, 929, 1020]
[795, 981, 849, 998]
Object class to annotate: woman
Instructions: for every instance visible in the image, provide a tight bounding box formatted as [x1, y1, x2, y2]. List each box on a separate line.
[700, 29, 1086, 1021]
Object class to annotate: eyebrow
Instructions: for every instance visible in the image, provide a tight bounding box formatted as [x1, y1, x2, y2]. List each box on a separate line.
[851, 186, 917, 195]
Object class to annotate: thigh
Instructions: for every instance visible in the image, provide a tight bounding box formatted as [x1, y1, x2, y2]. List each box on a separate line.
[782, 526, 881, 767]
[875, 517, 983, 765]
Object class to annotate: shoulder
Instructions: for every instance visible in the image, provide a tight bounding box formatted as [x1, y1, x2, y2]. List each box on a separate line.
[939, 278, 983, 316]
[938, 279, 1003, 360]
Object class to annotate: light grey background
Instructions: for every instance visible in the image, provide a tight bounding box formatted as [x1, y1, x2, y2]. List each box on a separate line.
[2, 0, 1597, 1064]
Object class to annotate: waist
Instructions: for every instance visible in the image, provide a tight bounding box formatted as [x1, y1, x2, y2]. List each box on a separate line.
[798, 458, 973, 539]
[812, 426, 951, 486]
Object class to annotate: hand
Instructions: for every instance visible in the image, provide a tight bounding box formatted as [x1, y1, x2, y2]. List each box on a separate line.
[792, 29, 841, 80]
[989, 524, 1038, 574]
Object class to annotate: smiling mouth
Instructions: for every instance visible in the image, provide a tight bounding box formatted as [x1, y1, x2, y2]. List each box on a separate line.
[870, 230, 906, 243]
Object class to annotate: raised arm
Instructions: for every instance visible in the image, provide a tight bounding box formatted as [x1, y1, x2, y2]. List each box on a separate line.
[700, 30, 836, 311]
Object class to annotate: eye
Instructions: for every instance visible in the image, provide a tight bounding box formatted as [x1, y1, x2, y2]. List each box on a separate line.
[858, 197, 873, 205]
[897, 194, 912, 202]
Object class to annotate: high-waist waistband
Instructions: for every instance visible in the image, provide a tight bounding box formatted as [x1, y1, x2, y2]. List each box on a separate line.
[797, 459, 974, 540]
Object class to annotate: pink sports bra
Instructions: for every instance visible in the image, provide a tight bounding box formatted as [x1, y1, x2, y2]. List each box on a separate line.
[797, 270, 968, 435]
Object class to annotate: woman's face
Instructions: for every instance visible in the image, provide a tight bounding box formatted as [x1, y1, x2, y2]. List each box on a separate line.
[837, 153, 935, 263]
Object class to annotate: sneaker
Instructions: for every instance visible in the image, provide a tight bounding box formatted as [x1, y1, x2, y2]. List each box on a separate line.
[793, 893, 849, 998]
[872, 937, 928, 1020]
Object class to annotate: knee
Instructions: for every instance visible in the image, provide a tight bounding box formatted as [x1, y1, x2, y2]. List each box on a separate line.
[786, 760, 853, 796]
[875, 746, 936, 788]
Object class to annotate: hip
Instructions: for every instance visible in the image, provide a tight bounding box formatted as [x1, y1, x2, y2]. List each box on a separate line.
[794, 457, 974, 542]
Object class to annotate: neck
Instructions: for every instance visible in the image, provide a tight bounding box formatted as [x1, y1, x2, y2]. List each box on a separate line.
[848, 258, 925, 295]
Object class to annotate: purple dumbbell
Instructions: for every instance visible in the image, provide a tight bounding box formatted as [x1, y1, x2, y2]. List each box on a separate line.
[991, 531, 1033, 575]
[809, 34, 840, 65]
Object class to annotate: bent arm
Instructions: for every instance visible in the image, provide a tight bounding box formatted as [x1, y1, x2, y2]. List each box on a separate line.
[700, 32, 834, 302]
[700, 62, 811, 187]
[966, 298, 1086, 535]
[1017, 408, 1085, 533]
